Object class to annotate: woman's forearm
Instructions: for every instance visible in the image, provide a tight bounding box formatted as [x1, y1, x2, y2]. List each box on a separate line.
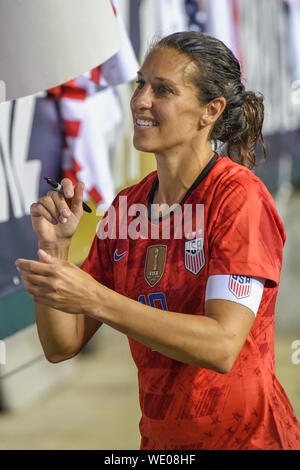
[34, 241, 82, 362]
[89, 286, 232, 373]
[35, 303, 85, 362]
[17, 247, 246, 372]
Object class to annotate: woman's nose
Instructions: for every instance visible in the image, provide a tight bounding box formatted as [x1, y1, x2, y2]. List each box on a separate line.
[132, 85, 152, 110]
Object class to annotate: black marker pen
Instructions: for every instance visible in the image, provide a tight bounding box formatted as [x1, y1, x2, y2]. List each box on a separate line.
[44, 177, 92, 213]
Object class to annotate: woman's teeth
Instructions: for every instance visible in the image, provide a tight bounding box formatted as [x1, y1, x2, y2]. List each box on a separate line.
[136, 119, 159, 127]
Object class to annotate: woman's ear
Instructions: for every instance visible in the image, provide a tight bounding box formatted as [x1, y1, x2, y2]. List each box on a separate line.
[208, 97, 227, 123]
[199, 97, 226, 128]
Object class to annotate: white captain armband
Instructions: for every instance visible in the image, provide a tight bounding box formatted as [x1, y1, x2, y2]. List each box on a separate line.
[205, 275, 265, 316]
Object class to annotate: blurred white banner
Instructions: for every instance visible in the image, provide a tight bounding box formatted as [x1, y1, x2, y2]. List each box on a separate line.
[0, 0, 120, 102]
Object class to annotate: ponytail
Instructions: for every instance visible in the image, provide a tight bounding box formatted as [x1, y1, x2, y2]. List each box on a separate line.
[224, 91, 266, 169]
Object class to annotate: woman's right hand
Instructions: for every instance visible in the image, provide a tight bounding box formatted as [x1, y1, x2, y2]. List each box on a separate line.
[30, 179, 85, 246]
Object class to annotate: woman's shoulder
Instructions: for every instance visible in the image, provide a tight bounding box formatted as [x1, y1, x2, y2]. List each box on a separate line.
[213, 155, 271, 197]
[203, 155, 283, 223]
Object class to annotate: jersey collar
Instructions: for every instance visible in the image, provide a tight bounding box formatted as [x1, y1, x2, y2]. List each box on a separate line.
[147, 152, 219, 221]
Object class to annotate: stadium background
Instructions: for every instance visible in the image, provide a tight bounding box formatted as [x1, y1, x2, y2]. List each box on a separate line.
[0, 0, 299, 449]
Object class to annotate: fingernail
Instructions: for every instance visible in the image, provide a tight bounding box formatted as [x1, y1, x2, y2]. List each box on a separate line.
[61, 208, 70, 217]
[59, 216, 67, 224]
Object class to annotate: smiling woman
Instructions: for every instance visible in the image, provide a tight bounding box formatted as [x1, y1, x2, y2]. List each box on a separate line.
[130, 47, 219, 164]
[16, 31, 300, 450]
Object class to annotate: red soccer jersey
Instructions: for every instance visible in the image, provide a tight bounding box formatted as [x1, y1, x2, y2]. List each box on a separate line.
[81, 153, 300, 450]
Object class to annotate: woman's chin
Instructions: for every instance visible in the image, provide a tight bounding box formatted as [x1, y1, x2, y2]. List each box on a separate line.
[133, 138, 156, 154]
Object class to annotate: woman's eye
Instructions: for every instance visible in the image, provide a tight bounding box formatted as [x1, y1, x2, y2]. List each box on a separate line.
[135, 80, 171, 96]
[157, 86, 171, 96]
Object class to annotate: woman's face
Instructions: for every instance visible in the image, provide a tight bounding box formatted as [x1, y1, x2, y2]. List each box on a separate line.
[130, 47, 205, 155]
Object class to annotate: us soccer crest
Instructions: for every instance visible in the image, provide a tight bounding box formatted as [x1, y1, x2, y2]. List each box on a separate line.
[144, 245, 167, 287]
[184, 237, 205, 275]
[228, 275, 252, 299]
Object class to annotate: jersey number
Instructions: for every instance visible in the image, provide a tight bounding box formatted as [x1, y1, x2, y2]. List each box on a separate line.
[138, 292, 168, 310]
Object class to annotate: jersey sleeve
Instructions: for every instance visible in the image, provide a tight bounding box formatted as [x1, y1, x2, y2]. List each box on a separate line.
[208, 178, 286, 286]
[80, 190, 125, 289]
[80, 232, 113, 290]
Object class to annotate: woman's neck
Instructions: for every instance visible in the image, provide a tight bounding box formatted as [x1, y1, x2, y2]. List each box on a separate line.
[153, 144, 215, 206]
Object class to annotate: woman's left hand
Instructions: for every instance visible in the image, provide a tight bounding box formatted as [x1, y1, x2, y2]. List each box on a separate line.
[15, 249, 101, 315]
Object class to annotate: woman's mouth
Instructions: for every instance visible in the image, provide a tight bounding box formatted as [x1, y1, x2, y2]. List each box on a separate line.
[135, 118, 159, 127]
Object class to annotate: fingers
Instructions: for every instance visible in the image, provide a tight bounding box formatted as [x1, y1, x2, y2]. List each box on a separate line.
[70, 181, 84, 217]
[20, 269, 56, 304]
[58, 179, 84, 218]
[31, 190, 72, 224]
[15, 257, 54, 275]
[15, 255, 76, 311]
[31, 178, 84, 224]
[21, 270, 52, 289]
[30, 195, 58, 224]
[16, 256, 64, 302]
[49, 190, 72, 222]
[61, 178, 74, 199]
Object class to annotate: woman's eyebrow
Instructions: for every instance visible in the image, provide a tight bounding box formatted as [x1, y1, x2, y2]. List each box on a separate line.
[137, 71, 178, 87]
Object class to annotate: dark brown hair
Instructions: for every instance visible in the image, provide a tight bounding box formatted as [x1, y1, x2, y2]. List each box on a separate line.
[151, 31, 266, 169]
